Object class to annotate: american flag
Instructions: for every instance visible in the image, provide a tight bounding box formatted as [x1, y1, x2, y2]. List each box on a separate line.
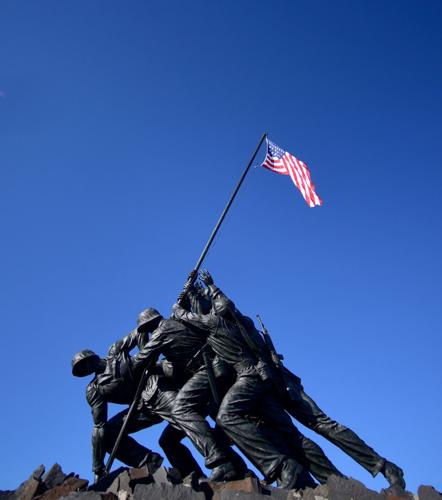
[262, 139, 323, 207]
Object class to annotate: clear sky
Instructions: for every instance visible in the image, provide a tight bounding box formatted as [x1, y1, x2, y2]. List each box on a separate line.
[1, 0, 441, 493]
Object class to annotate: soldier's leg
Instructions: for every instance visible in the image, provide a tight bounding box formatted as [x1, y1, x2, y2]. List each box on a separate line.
[287, 386, 405, 488]
[104, 408, 163, 468]
[158, 424, 205, 478]
[216, 375, 289, 482]
[258, 395, 343, 485]
[209, 424, 250, 478]
[145, 388, 205, 479]
[172, 368, 232, 470]
[287, 386, 385, 476]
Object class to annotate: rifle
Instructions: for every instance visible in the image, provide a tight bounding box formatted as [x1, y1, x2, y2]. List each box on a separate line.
[256, 314, 302, 401]
[256, 314, 284, 367]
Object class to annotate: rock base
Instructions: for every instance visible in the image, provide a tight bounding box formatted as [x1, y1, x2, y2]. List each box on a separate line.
[2, 464, 441, 500]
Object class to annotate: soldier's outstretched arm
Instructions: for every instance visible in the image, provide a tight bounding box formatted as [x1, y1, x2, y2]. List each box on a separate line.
[200, 269, 235, 309]
[107, 328, 144, 357]
[86, 383, 108, 481]
[130, 330, 165, 377]
[172, 302, 216, 331]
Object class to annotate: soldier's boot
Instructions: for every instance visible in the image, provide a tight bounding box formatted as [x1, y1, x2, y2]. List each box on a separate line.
[228, 449, 250, 480]
[209, 461, 239, 482]
[382, 461, 406, 489]
[139, 451, 164, 474]
[277, 458, 308, 490]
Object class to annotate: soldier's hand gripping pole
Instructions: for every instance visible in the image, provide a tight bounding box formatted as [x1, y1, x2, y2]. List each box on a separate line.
[177, 269, 198, 305]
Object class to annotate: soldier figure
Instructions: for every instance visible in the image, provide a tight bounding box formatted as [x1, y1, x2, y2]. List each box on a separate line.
[71, 312, 204, 482]
[175, 280, 345, 487]
[175, 270, 405, 490]
[72, 269, 406, 491]
[173, 272, 317, 489]
[122, 302, 250, 482]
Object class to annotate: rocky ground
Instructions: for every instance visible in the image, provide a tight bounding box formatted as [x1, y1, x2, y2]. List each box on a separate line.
[1, 464, 441, 500]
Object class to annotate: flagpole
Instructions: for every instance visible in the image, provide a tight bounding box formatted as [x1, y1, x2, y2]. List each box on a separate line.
[194, 131, 267, 272]
[105, 132, 267, 477]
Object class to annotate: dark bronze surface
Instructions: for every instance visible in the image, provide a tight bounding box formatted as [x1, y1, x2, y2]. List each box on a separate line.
[73, 269, 405, 490]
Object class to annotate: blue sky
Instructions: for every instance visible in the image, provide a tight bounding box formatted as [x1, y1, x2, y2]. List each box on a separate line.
[0, 0, 441, 492]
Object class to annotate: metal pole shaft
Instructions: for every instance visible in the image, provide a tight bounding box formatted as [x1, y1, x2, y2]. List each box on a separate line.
[194, 131, 267, 271]
[104, 369, 149, 475]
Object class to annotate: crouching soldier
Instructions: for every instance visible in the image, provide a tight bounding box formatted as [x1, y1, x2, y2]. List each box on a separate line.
[71, 315, 204, 482]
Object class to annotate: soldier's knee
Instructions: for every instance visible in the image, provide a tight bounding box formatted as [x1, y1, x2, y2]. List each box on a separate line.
[215, 412, 224, 428]
[103, 423, 118, 440]
[172, 397, 186, 417]
[216, 404, 234, 429]
[102, 427, 118, 453]
[159, 431, 172, 451]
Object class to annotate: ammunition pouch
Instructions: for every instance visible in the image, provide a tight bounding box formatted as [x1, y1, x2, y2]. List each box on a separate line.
[275, 367, 303, 403]
[255, 359, 273, 382]
[212, 356, 232, 379]
[233, 359, 257, 376]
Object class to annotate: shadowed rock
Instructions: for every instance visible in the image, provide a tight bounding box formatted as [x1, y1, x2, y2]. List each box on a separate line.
[41, 464, 67, 491]
[302, 475, 383, 500]
[127, 466, 152, 488]
[133, 483, 206, 499]
[106, 471, 131, 497]
[418, 486, 442, 500]
[15, 465, 46, 500]
[208, 477, 262, 500]
[62, 493, 116, 500]
[0, 491, 16, 499]
[35, 476, 88, 500]
[152, 466, 182, 485]
[5, 464, 442, 499]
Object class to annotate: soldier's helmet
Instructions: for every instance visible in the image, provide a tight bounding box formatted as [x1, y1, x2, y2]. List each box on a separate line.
[211, 295, 235, 318]
[137, 307, 162, 332]
[71, 349, 100, 377]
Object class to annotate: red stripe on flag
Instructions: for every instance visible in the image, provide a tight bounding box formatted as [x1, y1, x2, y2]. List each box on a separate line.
[291, 156, 315, 207]
[296, 158, 322, 206]
[283, 156, 309, 205]
[285, 154, 314, 206]
[262, 157, 289, 175]
[260, 140, 323, 207]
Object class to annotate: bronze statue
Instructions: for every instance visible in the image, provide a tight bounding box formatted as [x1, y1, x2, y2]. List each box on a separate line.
[71, 269, 405, 490]
[126, 306, 251, 482]
[173, 273, 316, 489]
[175, 270, 405, 490]
[71, 319, 204, 482]
[70, 130, 406, 490]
